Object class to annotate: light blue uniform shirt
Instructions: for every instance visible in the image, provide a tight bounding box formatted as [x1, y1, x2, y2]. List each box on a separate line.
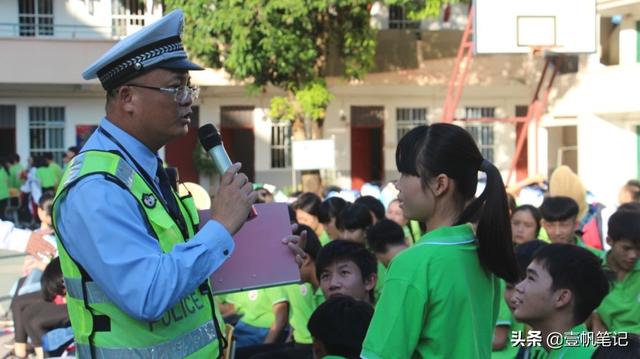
[56, 118, 234, 322]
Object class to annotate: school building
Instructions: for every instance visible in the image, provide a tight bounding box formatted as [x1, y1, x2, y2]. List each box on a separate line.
[0, 0, 638, 206]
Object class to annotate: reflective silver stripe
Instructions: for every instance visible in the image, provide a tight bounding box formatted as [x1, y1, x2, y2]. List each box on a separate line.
[114, 158, 135, 189]
[76, 320, 218, 358]
[64, 277, 110, 304]
[62, 152, 135, 190]
[63, 153, 86, 188]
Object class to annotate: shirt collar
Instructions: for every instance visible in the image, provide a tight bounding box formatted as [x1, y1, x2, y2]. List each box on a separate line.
[416, 223, 476, 246]
[100, 117, 160, 181]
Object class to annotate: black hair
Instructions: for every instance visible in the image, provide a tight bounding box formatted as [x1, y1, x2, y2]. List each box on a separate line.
[336, 203, 372, 231]
[513, 240, 548, 281]
[507, 193, 517, 213]
[315, 240, 377, 302]
[318, 197, 348, 224]
[307, 296, 374, 359]
[287, 205, 298, 225]
[354, 196, 385, 221]
[67, 146, 80, 156]
[10, 153, 20, 164]
[592, 333, 640, 359]
[621, 180, 640, 203]
[617, 202, 640, 213]
[33, 155, 47, 168]
[38, 193, 55, 216]
[512, 204, 542, 237]
[41, 257, 65, 302]
[295, 224, 322, 261]
[366, 219, 406, 254]
[396, 124, 518, 282]
[539, 196, 579, 222]
[293, 192, 322, 218]
[533, 244, 609, 325]
[43, 152, 53, 161]
[607, 209, 640, 246]
[254, 187, 274, 204]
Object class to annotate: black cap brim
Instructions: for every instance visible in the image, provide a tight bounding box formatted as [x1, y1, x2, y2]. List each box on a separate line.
[158, 57, 204, 71]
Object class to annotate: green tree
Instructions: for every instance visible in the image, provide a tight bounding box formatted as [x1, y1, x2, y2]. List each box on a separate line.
[166, 0, 378, 140]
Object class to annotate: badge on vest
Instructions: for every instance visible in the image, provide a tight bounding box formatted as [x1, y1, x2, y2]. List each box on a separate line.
[142, 193, 157, 209]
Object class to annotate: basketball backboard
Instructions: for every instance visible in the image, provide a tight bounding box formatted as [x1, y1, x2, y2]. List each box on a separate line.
[473, 0, 596, 54]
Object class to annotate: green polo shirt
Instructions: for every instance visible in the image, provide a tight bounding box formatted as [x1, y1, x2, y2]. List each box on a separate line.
[492, 280, 525, 359]
[374, 262, 386, 302]
[575, 235, 603, 258]
[526, 324, 595, 359]
[319, 231, 331, 246]
[225, 287, 287, 329]
[8, 163, 24, 189]
[49, 162, 63, 185]
[275, 283, 324, 344]
[36, 166, 57, 189]
[362, 224, 500, 359]
[0, 169, 9, 200]
[596, 255, 640, 333]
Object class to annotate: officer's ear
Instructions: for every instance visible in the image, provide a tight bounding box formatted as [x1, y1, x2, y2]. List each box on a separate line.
[115, 85, 136, 112]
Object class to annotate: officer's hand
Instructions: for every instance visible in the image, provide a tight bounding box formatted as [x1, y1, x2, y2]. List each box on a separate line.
[25, 229, 55, 258]
[283, 224, 307, 268]
[211, 163, 258, 235]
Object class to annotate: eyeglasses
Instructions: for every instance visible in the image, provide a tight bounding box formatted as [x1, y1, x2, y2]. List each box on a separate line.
[126, 84, 200, 103]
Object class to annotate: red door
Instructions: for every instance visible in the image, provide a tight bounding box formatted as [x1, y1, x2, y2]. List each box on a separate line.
[351, 106, 384, 190]
[220, 127, 255, 181]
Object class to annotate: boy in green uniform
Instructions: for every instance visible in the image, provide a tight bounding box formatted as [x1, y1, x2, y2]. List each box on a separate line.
[365, 219, 408, 268]
[8, 154, 24, 191]
[492, 240, 548, 359]
[44, 152, 63, 189]
[242, 224, 325, 359]
[592, 206, 640, 334]
[539, 196, 603, 257]
[0, 158, 9, 220]
[222, 287, 289, 347]
[315, 240, 377, 304]
[512, 244, 609, 358]
[308, 296, 373, 359]
[318, 197, 347, 243]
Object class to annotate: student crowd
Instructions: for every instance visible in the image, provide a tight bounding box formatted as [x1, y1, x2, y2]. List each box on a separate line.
[1, 124, 639, 359]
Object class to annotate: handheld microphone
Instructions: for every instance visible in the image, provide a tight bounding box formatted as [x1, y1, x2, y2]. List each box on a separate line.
[198, 124, 258, 219]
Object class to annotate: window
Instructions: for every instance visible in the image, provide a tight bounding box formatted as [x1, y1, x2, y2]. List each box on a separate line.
[0, 106, 17, 155]
[464, 107, 495, 162]
[111, 0, 146, 37]
[29, 107, 65, 164]
[396, 107, 427, 141]
[18, 0, 54, 36]
[389, 5, 420, 29]
[270, 121, 291, 169]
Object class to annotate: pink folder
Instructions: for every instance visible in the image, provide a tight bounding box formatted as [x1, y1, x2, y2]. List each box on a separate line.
[199, 203, 301, 294]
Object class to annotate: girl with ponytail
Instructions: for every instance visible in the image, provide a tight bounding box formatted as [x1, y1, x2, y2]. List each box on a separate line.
[361, 124, 518, 359]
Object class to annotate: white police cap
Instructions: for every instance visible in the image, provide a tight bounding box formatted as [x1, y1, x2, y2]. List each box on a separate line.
[82, 9, 203, 90]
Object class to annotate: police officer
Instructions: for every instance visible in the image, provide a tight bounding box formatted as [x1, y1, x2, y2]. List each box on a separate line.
[52, 10, 303, 358]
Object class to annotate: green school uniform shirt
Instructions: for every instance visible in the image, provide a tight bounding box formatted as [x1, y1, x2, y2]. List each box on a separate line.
[374, 262, 386, 302]
[596, 255, 640, 334]
[0, 169, 9, 200]
[361, 224, 500, 359]
[36, 166, 57, 188]
[9, 163, 24, 189]
[225, 287, 287, 329]
[319, 231, 331, 246]
[274, 283, 324, 344]
[525, 324, 595, 359]
[49, 162, 63, 185]
[492, 280, 525, 359]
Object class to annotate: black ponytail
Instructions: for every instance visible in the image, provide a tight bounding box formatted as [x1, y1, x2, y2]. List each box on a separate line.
[397, 124, 518, 283]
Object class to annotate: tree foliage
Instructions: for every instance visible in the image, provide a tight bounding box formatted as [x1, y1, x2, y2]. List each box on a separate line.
[165, 0, 377, 137]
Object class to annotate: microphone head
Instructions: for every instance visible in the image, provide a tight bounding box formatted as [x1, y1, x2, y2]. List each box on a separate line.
[198, 124, 222, 151]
